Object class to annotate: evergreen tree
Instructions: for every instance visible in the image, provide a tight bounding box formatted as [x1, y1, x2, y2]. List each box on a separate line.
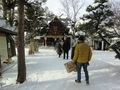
[24, 1, 46, 38]
[78, 0, 114, 36]
[77, 0, 120, 59]
[1, 0, 16, 26]
[24, 0, 55, 40]
[110, 0, 120, 36]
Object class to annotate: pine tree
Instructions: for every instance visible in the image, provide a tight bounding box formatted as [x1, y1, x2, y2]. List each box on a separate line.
[78, 0, 120, 59]
[79, 0, 114, 35]
[1, 0, 16, 26]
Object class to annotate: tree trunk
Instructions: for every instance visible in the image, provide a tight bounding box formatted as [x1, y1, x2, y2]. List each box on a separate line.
[28, 38, 34, 54]
[17, 0, 26, 83]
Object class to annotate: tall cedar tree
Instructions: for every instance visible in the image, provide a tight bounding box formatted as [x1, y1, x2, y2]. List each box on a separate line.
[17, 0, 26, 83]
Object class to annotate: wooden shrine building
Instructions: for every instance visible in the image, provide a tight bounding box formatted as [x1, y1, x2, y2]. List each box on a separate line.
[40, 16, 71, 46]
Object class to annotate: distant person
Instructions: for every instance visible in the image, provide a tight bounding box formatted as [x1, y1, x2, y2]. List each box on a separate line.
[71, 39, 80, 59]
[71, 35, 92, 84]
[56, 41, 62, 57]
[53, 39, 57, 50]
[62, 38, 70, 59]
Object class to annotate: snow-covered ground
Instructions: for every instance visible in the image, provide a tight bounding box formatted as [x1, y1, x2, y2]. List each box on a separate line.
[1, 47, 120, 90]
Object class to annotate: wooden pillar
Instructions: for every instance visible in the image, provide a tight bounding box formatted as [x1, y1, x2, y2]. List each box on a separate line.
[44, 36, 47, 46]
[101, 41, 104, 50]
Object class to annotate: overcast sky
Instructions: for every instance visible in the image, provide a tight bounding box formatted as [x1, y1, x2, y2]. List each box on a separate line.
[46, 0, 94, 17]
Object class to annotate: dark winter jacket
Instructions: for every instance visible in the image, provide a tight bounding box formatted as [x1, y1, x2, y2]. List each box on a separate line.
[63, 39, 70, 53]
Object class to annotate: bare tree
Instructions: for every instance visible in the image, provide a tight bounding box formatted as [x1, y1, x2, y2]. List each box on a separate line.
[60, 0, 85, 21]
[59, 0, 86, 44]
[17, 0, 26, 83]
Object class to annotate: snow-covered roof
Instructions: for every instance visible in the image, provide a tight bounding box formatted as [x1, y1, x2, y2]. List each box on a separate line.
[0, 18, 17, 35]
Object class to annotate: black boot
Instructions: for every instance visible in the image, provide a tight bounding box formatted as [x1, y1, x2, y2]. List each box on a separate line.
[86, 81, 89, 84]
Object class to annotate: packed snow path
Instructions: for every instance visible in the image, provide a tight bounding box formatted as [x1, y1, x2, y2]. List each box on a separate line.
[1, 47, 120, 90]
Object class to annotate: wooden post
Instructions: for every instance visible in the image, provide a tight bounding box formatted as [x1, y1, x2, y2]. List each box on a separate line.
[44, 36, 47, 46]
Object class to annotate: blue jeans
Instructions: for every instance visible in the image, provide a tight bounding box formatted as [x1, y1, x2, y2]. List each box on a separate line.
[76, 62, 89, 82]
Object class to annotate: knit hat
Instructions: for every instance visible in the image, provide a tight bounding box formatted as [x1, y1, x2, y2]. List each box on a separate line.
[78, 36, 85, 41]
